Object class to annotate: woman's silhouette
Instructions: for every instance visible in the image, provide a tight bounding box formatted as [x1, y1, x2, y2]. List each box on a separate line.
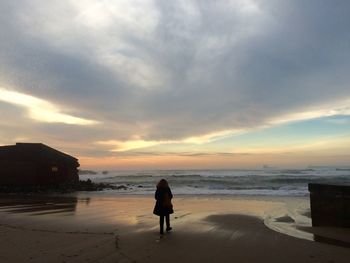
[153, 179, 174, 235]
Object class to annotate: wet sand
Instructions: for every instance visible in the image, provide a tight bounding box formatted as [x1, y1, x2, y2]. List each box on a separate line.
[0, 194, 349, 263]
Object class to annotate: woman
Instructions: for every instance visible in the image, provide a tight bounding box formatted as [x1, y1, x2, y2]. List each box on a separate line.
[153, 179, 174, 235]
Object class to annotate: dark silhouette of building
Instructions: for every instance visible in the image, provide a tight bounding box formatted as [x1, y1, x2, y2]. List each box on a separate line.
[309, 183, 350, 227]
[0, 143, 79, 186]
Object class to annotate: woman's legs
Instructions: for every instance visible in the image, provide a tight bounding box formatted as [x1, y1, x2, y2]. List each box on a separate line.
[165, 214, 170, 229]
[159, 215, 164, 234]
[159, 214, 171, 234]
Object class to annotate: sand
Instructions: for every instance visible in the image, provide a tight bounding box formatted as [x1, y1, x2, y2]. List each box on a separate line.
[0, 194, 349, 263]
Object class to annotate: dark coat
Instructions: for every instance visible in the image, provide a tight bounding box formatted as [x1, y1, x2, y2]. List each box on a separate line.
[153, 186, 174, 216]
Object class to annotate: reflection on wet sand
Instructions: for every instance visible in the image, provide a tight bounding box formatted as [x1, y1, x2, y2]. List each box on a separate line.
[0, 195, 79, 216]
[0, 194, 154, 228]
[1, 194, 350, 250]
[0, 195, 350, 263]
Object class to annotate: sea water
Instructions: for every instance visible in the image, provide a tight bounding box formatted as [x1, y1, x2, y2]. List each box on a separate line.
[80, 167, 350, 196]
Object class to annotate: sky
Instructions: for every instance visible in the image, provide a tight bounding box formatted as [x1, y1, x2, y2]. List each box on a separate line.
[0, 0, 350, 169]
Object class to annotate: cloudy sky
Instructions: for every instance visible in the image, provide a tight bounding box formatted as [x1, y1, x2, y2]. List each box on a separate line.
[1, 0, 350, 169]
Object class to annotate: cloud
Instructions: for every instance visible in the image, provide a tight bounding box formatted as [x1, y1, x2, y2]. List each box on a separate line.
[105, 151, 251, 158]
[1, 0, 350, 157]
[96, 100, 350, 152]
[96, 128, 245, 152]
[0, 88, 98, 125]
[324, 117, 350, 125]
[269, 101, 350, 125]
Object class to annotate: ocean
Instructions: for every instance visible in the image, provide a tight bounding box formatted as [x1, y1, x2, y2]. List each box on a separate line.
[80, 167, 350, 196]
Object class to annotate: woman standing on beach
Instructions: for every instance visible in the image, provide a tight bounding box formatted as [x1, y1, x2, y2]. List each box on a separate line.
[153, 179, 174, 235]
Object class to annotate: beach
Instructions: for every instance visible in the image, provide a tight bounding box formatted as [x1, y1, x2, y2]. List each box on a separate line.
[0, 194, 350, 263]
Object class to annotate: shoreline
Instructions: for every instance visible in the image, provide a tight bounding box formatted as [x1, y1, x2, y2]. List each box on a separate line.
[0, 194, 349, 262]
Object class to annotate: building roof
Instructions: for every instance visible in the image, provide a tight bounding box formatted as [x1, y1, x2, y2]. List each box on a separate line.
[0, 143, 78, 165]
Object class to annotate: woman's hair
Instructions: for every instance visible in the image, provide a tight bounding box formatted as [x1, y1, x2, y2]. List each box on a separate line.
[157, 179, 169, 188]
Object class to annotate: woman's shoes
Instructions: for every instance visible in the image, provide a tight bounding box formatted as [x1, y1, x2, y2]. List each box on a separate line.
[159, 227, 172, 235]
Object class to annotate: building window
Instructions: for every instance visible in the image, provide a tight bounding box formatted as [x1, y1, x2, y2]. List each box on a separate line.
[52, 167, 58, 172]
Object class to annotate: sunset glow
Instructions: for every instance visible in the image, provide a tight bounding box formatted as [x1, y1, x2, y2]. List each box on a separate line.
[0, 1, 349, 169]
